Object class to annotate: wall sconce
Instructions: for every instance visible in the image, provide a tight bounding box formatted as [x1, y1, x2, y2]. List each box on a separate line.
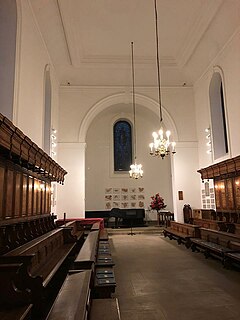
[51, 128, 57, 158]
[205, 127, 212, 154]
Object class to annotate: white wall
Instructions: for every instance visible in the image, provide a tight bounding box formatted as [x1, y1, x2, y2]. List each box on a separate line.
[194, 29, 240, 169]
[13, 0, 59, 149]
[0, 0, 17, 120]
[85, 103, 173, 212]
[57, 143, 86, 219]
[172, 142, 201, 222]
[58, 86, 201, 220]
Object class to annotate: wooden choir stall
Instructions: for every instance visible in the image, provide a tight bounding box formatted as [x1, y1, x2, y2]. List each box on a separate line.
[164, 155, 240, 269]
[0, 113, 121, 320]
[0, 113, 68, 319]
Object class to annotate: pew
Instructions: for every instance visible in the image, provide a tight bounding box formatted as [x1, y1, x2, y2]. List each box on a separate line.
[91, 221, 101, 232]
[163, 221, 200, 248]
[73, 230, 99, 270]
[47, 227, 119, 320]
[0, 214, 56, 255]
[191, 228, 240, 264]
[46, 271, 120, 320]
[46, 270, 92, 320]
[73, 228, 116, 297]
[223, 241, 240, 268]
[99, 228, 109, 242]
[0, 226, 79, 317]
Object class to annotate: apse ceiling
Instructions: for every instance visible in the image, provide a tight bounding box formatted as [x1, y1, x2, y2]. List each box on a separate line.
[30, 0, 240, 86]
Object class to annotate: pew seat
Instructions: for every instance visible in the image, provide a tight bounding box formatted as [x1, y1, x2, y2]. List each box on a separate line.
[0, 227, 78, 313]
[191, 228, 240, 264]
[46, 271, 92, 320]
[59, 220, 84, 243]
[74, 230, 99, 270]
[163, 222, 200, 248]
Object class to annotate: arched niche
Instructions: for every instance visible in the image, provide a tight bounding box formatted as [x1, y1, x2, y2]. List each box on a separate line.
[209, 68, 229, 160]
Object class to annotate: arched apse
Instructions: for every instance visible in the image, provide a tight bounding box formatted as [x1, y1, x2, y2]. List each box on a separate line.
[78, 93, 178, 144]
[209, 67, 229, 160]
[0, 0, 17, 120]
[85, 102, 174, 212]
[43, 65, 52, 155]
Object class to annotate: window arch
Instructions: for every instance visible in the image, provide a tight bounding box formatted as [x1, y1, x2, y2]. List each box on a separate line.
[209, 70, 229, 160]
[113, 120, 132, 172]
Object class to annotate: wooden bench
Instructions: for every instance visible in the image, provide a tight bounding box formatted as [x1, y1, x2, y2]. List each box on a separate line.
[223, 241, 240, 268]
[0, 214, 56, 254]
[191, 228, 240, 263]
[46, 270, 92, 320]
[99, 228, 109, 241]
[46, 270, 120, 320]
[91, 221, 101, 232]
[163, 221, 200, 248]
[74, 230, 99, 270]
[0, 227, 78, 315]
[58, 220, 85, 251]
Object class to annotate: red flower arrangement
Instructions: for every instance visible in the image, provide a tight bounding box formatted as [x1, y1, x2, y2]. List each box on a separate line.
[150, 193, 166, 211]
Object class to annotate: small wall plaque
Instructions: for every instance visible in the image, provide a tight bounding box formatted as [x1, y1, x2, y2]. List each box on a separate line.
[178, 191, 183, 200]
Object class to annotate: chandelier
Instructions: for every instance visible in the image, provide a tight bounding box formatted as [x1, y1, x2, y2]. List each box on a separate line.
[149, 0, 176, 159]
[129, 42, 143, 179]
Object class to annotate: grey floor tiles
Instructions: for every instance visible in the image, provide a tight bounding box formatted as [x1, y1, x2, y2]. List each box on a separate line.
[109, 234, 240, 320]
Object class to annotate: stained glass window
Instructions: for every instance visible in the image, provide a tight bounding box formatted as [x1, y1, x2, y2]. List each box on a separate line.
[114, 120, 132, 172]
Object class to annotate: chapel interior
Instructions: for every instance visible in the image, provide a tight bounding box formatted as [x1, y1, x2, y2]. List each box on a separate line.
[1, 1, 240, 319]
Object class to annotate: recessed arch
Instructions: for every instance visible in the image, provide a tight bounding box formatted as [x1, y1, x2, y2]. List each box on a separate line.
[78, 93, 178, 143]
[209, 66, 229, 160]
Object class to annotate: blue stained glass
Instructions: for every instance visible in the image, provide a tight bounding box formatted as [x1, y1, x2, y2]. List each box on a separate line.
[114, 121, 132, 172]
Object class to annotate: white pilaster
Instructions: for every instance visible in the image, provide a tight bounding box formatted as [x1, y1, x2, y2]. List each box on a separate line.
[56, 142, 86, 219]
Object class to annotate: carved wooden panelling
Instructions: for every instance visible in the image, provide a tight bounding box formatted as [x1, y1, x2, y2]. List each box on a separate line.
[28, 176, 33, 216]
[14, 172, 22, 217]
[0, 166, 4, 218]
[6, 169, 14, 218]
[226, 178, 234, 210]
[0, 159, 53, 223]
[234, 177, 240, 210]
[22, 174, 27, 216]
[41, 183, 46, 215]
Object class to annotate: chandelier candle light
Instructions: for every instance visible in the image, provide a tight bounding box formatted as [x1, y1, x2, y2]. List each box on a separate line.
[129, 42, 143, 179]
[149, 0, 176, 159]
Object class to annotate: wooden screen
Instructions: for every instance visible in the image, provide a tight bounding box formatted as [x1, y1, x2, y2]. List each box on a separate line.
[0, 157, 52, 223]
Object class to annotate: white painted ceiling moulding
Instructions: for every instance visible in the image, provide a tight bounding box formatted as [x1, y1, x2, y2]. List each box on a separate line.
[57, 0, 84, 67]
[176, 0, 224, 68]
[79, 55, 177, 68]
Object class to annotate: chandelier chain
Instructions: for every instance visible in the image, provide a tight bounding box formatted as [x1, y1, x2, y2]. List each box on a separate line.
[154, 0, 163, 123]
[131, 41, 137, 161]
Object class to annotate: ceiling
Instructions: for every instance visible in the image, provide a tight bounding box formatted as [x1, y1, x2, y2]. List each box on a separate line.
[30, 0, 240, 87]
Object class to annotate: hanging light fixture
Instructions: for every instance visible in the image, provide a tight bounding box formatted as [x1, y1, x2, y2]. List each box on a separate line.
[149, 0, 176, 159]
[129, 42, 143, 179]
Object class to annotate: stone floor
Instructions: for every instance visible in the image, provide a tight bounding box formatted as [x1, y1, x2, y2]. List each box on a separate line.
[109, 232, 240, 320]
